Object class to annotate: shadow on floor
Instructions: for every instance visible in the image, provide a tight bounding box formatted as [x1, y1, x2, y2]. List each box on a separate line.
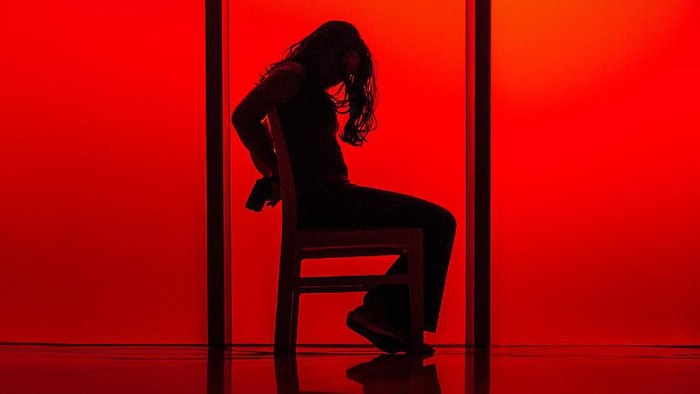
[208, 346, 489, 394]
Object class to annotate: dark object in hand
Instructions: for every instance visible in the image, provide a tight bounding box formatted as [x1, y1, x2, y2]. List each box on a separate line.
[245, 175, 279, 212]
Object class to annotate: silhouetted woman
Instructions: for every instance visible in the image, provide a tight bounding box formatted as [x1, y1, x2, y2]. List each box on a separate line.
[232, 21, 456, 355]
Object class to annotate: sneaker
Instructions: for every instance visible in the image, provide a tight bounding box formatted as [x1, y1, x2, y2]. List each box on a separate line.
[347, 306, 405, 354]
[347, 305, 435, 355]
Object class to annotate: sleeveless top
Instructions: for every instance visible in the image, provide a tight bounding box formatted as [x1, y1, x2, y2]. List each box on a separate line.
[275, 65, 350, 195]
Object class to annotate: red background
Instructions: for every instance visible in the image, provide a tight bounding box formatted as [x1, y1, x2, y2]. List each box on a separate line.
[0, 2, 207, 343]
[3, 0, 698, 347]
[229, 1, 467, 345]
[492, 0, 700, 344]
[0, 0, 466, 344]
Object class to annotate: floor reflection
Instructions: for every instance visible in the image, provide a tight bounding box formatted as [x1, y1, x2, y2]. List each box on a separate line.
[1, 345, 699, 393]
[206, 346, 471, 393]
[468, 349, 490, 394]
[207, 349, 230, 394]
[345, 354, 442, 393]
[270, 353, 449, 393]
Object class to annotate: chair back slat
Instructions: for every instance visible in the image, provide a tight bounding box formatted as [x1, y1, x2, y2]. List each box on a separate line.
[266, 107, 297, 231]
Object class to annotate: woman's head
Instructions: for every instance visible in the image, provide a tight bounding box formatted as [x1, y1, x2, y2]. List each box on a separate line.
[274, 21, 377, 146]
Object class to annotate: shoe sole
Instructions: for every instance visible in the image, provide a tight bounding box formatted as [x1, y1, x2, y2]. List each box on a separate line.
[346, 312, 404, 354]
[347, 310, 435, 356]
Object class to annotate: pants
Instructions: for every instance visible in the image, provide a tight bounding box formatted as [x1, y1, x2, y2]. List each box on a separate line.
[297, 183, 457, 333]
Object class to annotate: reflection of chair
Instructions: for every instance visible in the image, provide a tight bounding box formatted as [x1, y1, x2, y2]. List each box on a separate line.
[266, 107, 424, 355]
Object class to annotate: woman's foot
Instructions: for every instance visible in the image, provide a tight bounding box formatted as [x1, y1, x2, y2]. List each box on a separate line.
[346, 305, 435, 355]
[347, 306, 405, 353]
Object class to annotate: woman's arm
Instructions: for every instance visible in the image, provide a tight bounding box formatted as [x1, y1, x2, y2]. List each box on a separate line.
[231, 62, 304, 177]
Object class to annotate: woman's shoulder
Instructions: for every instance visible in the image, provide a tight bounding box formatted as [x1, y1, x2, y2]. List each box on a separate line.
[256, 61, 306, 104]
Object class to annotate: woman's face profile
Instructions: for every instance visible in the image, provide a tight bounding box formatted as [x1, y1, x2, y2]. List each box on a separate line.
[344, 50, 361, 76]
[319, 50, 361, 88]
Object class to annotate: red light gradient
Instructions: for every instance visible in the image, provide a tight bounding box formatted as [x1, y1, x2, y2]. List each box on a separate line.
[2, 0, 697, 349]
[0, 2, 207, 343]
[229, 2, 467, 344]
[492, 0, 700, 344]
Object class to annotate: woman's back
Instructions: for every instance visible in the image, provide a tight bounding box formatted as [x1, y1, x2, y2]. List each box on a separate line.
[272, 62, 350, 194]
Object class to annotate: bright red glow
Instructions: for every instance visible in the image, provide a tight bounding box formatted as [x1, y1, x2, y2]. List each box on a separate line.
[230, 2, 467, 344]
[0, 2, 207, 343]
[2, 0, 697, 348]
[492, 0, 700, 344]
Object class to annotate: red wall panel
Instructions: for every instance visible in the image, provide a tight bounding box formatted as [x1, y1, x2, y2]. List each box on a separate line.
[492, 0, 700, 344]
[0, 2, 207, 343]
[229, 1, 467, 344]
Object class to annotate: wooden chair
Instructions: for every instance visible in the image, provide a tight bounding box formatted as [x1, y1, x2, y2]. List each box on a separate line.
[265, 107, 425, 355]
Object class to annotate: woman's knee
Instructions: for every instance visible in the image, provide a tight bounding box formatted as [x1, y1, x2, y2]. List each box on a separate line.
[428, 203, 457, 236]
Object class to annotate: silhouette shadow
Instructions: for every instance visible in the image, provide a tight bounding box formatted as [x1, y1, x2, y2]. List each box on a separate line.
[346, 354, 442, 393]
[273, 353, 443, 393]
[207, 349, 231, 394]
[207, 347, 490, 394]
[467, 349, 490, 394]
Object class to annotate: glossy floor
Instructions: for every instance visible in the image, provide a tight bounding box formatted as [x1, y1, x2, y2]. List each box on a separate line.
[1, 345, 699, 393]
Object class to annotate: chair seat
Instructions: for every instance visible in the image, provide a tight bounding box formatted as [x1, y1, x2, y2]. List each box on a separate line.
[295, 227, 422, 259]
[297, 274, 412, 293]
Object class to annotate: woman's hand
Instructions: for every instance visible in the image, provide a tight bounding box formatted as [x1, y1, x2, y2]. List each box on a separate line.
[267, 180, 281, 208]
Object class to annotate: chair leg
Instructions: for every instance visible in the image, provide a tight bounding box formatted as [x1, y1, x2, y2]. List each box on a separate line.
[273, 355, 300, 394]
[274, 250, 301, 355]
[288, 292, 301, 351]
[408, 288, 424, 354]
[407, 237, 424, 355]
[274, 255, 293, 354]
[274, 288, 296, 355]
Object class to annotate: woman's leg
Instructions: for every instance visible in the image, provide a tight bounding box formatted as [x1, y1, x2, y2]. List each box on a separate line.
[297, 184, 457, 333]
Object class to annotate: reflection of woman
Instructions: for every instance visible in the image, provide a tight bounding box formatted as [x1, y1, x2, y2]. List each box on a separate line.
[347, 355, 442, 393]
[232, 21, 455, 355]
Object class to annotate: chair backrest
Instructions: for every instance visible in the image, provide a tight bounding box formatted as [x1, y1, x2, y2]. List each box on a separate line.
[266, 107, 298, 231]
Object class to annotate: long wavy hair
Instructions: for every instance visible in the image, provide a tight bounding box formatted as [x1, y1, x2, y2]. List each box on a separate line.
[265, 21, 378, 146]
